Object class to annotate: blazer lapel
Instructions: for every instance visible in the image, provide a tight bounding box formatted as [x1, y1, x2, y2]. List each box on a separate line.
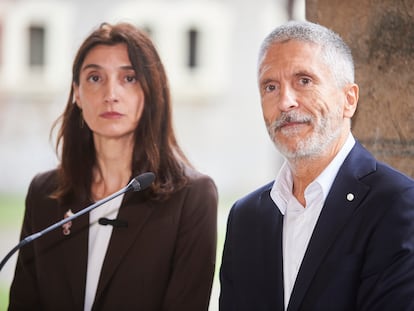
[287, 142, 375, 311]
[259, 189, 285, 310]
[60, 200, 90, 310]
[93, 191, 154, 303]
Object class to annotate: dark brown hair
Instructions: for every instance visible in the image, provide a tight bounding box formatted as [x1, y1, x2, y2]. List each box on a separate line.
[51, 22, 191, 203]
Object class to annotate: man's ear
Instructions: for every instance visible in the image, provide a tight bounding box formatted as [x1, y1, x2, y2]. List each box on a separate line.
[343, 83, 359, 118]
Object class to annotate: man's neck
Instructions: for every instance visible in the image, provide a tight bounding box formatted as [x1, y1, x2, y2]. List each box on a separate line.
[287, 133, 350, 206]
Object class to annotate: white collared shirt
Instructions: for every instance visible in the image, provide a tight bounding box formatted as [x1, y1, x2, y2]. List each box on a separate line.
[84, 193, 124, 311]
[270, 134, 355, 310]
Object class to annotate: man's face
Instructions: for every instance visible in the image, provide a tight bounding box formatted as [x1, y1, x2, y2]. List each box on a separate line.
[258, 40, 356, 160]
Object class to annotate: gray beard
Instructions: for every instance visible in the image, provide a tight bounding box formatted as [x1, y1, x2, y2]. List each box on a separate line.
[267, 112, 342, 161]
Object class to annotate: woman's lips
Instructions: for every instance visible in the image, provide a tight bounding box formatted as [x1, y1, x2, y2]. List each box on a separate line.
[100, 111, 123, 119]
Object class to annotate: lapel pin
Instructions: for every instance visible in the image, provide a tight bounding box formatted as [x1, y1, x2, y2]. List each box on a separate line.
[62, 209, 74, 236]
[346, 193, 355, 202]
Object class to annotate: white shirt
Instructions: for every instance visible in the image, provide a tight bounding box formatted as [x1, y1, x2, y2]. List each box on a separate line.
[270, 134, 355, 310]
[83, 193, 124, 311]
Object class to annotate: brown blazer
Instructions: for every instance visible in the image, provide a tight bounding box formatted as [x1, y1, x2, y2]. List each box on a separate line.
[9, 168, 218, 311]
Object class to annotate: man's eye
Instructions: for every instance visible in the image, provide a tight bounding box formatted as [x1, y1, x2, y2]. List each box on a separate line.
[264, 84, 276, 92]
[299, 77, 311, 85]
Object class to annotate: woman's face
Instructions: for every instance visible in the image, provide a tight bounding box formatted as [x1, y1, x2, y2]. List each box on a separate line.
[73, 43, 145, 141]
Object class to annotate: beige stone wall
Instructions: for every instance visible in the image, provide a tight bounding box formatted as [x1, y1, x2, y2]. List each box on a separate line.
[306, 0, 414, 177]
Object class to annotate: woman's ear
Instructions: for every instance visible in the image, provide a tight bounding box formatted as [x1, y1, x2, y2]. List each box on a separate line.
[72, 82, 81, 108]
[343, 83, 359, 118]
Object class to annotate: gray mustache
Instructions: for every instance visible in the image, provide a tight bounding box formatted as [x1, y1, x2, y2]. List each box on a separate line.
[270, 112, 312, 129]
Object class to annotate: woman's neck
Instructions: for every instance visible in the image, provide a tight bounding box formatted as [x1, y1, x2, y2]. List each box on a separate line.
[91, 136, 134, 200]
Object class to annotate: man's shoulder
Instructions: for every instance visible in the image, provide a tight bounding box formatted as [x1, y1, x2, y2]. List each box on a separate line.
[232, 181, 274, 210]
[368, 160, 414, 191]
[345, 141, 414, 186]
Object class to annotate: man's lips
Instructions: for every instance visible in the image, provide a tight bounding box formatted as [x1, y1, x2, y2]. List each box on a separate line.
[268, 112, 313, 133]
[278, 120, 308, 129]
[274, 119, 310, 131]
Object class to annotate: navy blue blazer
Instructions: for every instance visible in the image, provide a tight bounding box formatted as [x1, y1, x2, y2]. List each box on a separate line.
[219, 141, 414, 311]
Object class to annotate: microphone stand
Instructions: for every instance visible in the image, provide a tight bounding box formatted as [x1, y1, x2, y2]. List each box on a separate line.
[0, 173, 154, 272]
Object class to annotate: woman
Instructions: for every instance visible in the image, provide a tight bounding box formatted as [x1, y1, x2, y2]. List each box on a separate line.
[9, 22, 218, 311]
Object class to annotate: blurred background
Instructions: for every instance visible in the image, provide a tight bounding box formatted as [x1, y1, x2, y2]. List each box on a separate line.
[0, 0, 305, 309]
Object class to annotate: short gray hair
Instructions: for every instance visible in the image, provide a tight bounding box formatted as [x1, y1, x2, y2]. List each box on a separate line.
[258, 21, 354, 87]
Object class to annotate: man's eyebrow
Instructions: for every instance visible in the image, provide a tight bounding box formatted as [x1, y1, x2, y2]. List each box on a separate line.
[259, 78, 275, 86]
[294, 69, 314, 77]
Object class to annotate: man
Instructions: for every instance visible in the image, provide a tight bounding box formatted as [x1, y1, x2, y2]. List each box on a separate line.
[219, 21, 414, 311]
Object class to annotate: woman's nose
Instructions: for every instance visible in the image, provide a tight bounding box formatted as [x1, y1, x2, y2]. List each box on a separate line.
[104, 79, 119, 103]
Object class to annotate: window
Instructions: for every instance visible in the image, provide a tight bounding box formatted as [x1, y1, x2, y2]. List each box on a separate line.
[28, 25, 45, 67]
[114, 2, 233, 97]
[187, 28, 198, 69]
[0, 22, 3, 67]
[141, 25, 153, 37]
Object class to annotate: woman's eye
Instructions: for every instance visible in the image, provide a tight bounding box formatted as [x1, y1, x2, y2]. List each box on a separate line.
[87, 75, 100, 83]
[125, 75, 137, 83]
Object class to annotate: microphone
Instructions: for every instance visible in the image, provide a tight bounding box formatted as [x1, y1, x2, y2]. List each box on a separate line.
[0, 172, 155, 271]
[98, 217, 128, 228]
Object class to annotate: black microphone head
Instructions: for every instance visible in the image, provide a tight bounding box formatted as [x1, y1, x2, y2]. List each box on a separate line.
[98, 218, 111, 226]
[128, 172, 155, 192]
[98, 217, 128, 228]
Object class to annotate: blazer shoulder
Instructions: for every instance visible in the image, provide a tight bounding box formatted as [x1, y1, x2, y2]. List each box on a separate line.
[345, 142, 414, 204]
[184, 166, 217, 192]
[366, 160, 414, 193]
[232, 181, 274, 211]
[27, 169, 59, 196]
[346, 141, 414, 187]
[376, 161, 414, 182]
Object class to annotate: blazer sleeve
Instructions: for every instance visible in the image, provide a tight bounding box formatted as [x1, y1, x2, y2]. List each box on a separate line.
[218, 202, 236, 311]
[162, 174, 218, 311]
[358, 186, 414, 310]
[8, 174, 45, 310]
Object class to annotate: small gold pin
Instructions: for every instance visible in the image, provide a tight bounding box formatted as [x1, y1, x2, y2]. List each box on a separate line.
[62, 209, 74, 236]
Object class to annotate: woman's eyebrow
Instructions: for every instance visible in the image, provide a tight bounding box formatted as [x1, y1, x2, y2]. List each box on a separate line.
[81, 64, 135, 71]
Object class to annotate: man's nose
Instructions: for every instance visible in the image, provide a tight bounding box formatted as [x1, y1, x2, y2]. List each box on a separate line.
[278, 85, 298, 111]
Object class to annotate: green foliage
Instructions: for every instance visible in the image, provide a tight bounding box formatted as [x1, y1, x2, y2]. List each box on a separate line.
[0, 194, 25, 229]
[0, 285, 9, 311]
[0, 193, 24, 310]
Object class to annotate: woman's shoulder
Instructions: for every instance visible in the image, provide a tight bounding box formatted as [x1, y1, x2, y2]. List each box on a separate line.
[184, 166, 216, 189]
[162, 166, 218, 211]
[28, 168, 59, 194]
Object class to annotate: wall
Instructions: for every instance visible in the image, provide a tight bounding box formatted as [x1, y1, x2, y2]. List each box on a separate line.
[307, 0, 414, 177]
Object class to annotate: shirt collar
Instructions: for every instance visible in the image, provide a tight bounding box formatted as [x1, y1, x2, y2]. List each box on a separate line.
[271, 134, 356, 215]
